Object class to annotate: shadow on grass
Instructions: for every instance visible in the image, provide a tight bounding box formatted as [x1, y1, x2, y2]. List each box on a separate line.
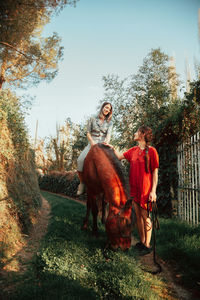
[0, 191, 160, 300]
[42, 191, 108, 246]
[36, 192, 157, 299]
[1, 272, 98, 300]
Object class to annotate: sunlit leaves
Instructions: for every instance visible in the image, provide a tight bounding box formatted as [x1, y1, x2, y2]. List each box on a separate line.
[0, 0, 77, 89]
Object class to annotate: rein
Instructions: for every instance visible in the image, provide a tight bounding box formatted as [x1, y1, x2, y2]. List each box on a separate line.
[147, 201, 162, 274]
[107, 199, 133, 239]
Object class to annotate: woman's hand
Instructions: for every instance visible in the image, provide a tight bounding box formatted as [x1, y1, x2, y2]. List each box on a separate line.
[149, 168, 158, 202]
[149, 191, 157, 202]
[102, 142, 114, 149]
[87, 132, 96, 147]
[104, 144, 125, 161]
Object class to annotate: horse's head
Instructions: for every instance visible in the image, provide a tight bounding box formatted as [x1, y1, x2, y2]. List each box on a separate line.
[105, 199, 133, 250]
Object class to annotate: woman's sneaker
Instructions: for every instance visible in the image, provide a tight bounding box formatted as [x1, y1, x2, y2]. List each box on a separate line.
[134, 242, 144, 250]
[139, 245, 152, 256]
[77, 183, 85, 196]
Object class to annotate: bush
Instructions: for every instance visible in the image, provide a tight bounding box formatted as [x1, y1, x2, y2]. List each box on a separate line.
[38, 171, 80, 198]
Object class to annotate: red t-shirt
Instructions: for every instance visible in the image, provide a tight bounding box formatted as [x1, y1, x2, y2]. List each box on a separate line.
[123, 146, 159, 210]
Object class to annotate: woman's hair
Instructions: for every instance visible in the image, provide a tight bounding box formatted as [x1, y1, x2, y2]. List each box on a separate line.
[138, 125, 153, 145]
[98, 102, 113, 122]
[138, 125, 153, 173]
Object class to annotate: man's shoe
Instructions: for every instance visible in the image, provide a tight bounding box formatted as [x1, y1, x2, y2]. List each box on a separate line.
[77, 183, 85, 196]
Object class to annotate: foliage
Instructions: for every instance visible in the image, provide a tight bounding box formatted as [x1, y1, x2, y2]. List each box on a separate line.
[0, 89, 41, 264]
[38, 171, 80, 197]
[5, 150, 42, 232]
[0, 89, 29, 156]
[41, 118, 87, 172]
[71, 122, 88, 168]
[181, 79, 200, 139]
[0, 0, 78, 89]
[102, 74, 136, 149]
[151, 102, 182, 214]
[1, 191, 164, 299]
[153, 80, 200, 214]
[102, 48, 180, 148]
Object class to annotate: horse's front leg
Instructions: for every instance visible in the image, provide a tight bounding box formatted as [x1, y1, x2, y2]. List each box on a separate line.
[101, 195, 107, 224]
[82, 197, 91, 231]
[91, 197, 99, 237]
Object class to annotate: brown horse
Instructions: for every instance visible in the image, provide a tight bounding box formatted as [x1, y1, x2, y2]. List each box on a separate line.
[82, 143, 133, 250]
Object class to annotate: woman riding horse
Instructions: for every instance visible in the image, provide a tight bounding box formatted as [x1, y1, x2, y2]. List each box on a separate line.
[76, 102, 113, 195]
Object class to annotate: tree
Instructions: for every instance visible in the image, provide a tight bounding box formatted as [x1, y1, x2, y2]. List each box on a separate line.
[0, 0, 77, 89]
[102, 48, 180, 148]
[102, 74, 135, 148]
[71, 122, 87, 169]
[43, 118, 87, 171]
[130, 48, 180, 128]
[181, 79, 200, 138]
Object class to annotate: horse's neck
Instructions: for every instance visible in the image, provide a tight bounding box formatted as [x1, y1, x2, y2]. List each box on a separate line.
[92, 146, 128, 208]
[109, 185, 127, 212]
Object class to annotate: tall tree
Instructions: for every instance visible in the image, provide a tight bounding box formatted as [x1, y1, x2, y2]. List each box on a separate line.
[102, 48, 180, 148]
[130, 48, 180, 127]
[102, 74, 136, 148]
[0, 0, 77, 89]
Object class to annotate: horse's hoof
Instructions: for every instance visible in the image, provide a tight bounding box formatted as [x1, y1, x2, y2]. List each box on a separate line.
[109, 245, 118, 252]
[92, 231, 99, 238]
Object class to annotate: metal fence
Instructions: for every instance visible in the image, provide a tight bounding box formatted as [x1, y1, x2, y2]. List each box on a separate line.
[177, 132, 200, 225]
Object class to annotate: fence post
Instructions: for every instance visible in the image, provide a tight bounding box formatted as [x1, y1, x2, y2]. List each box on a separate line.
[177, 132, 200, 225]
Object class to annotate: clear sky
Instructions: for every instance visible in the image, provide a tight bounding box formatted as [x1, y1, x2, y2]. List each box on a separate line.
[24, 0, 200, 141]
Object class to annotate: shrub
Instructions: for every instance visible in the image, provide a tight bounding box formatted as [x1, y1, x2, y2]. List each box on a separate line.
[38, 171, 80, 198]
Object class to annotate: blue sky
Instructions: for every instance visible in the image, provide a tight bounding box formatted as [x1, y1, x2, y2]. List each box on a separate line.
[24, 0, 200, 141]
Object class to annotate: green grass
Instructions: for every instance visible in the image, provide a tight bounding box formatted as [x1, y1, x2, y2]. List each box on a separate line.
[155, 217, 200, 291]
[1, 191, 200, 299]
[1, 191, 162, 300]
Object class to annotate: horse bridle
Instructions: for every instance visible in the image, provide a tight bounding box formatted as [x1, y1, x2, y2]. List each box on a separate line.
[107, 206, 132, 239]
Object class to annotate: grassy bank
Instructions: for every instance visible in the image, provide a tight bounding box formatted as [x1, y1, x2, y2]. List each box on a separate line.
[1, 191, 165, 300]
[0, 90, 41, 267]
[156, 217, 200, 293]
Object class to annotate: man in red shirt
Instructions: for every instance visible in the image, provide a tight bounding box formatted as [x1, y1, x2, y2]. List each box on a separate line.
[110, 125, 159, 254]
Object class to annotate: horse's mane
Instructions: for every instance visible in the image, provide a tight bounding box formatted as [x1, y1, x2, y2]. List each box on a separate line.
[97, 143, 128, 197]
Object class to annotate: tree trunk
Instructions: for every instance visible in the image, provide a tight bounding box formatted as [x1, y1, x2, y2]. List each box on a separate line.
[0, 75, 5, 90]
[0, 57, 7, 90]
[52, 139, 60, 170]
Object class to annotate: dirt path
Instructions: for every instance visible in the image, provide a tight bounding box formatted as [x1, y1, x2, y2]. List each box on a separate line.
[131, 235, 193, 300]
[1, 196, 51, 292]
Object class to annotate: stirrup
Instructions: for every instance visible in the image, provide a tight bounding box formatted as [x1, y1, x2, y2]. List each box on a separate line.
[77, 183, 85, 195]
